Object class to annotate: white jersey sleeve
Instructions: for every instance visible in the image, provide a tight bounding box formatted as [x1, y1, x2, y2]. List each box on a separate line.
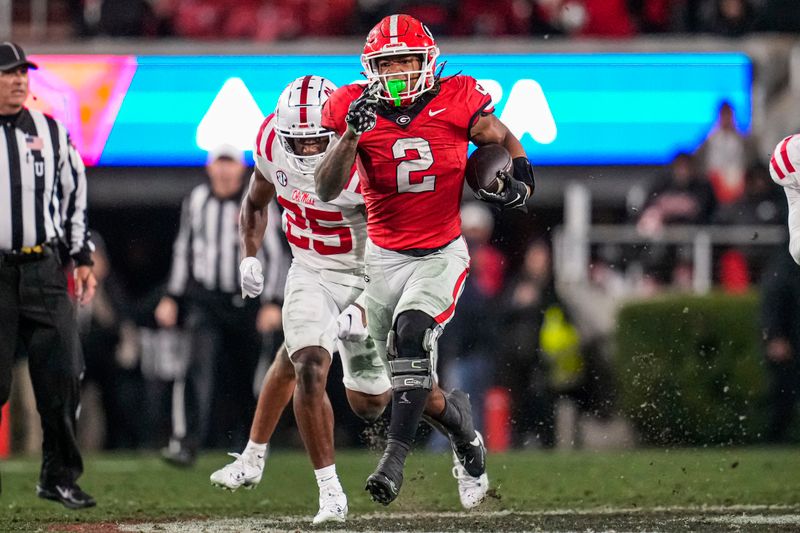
[786, 186, 800, 266]
[254, 115, 367, 272]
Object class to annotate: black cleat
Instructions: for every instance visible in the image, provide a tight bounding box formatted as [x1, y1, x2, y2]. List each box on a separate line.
[161, 441, 196, 468]
[365, 472, 400, 505]
[447, 390, 487, 478]
[36, 483, 96, 510]
[365, 447, 405, 505]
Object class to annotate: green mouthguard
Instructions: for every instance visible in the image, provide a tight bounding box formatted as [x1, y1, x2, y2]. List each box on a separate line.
[387, 79, 407, 106]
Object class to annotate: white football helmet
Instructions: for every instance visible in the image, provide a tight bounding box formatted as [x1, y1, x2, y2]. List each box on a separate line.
[275, 75, 338, 174]
[769, 133, 800, 189]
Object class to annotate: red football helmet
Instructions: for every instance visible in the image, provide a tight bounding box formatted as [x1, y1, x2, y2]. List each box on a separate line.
[361, 14, 440, 104]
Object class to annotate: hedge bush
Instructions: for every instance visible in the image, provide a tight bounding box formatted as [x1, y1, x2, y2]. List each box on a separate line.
[615, 292, 768, 445]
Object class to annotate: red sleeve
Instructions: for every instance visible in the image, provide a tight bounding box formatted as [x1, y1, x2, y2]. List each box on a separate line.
[321, 85, 361, 136]
[457, 75, 495, 132]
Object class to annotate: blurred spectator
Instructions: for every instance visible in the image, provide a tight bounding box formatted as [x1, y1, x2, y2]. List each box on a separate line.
[78, 235, 145, 449]
[698, 0, 754, 36]
[637, 152, 717, 235]
[462, 202, 506, 298]
[155, 144, 288, 466]
[496, 238, 562, 448]
[627, 0, 678, 33]
[452, 0, 530, 36]
[753, 0, 800, 32]
[714, 163, 788, 286]
[579, 0, 637, 36]
[69, 0, 153, 37]
[171, 0, 356, 40]
[635, 152, 716, 287]
[397, 0, 458, 36]
[695, 101, 758, 205]
[760, 248, 800, 443]
[535, 0, 636, 37]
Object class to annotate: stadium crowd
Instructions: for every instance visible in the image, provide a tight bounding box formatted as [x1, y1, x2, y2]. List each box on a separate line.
[59, 0, 800, 40]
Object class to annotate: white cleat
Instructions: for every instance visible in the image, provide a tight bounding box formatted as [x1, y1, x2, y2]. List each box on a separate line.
[210, 452, 264, 491]
[452, 460, 489, 509]
[312, 488, 348, 524]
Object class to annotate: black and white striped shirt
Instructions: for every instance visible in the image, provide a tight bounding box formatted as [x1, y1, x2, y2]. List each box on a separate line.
[0, 108, 92, 263]
[166, 183, 288, 302]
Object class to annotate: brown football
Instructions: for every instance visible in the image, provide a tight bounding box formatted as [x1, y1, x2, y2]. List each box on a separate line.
[464, 143, 511, 195]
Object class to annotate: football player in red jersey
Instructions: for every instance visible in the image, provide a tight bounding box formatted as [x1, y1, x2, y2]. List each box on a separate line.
[315, 14, 535, 506]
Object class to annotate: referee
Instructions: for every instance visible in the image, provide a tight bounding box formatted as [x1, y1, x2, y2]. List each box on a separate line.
[155, 144, 288, 466]
[0, 43, 96, 508]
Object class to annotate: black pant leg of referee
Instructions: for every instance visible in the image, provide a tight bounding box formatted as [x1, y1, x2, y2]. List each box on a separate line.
[211, 297, 261, 450]
[14, 254, 84, 486]
[178, 302, 222, 454]
[0, 263, 21, 431]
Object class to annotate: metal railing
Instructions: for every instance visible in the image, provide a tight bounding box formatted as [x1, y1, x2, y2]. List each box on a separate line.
[554, 183, 788, 294]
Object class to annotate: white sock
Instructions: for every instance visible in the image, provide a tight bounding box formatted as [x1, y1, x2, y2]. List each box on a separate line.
[314, 464, 341, 491]
[244, 440, 267, 460]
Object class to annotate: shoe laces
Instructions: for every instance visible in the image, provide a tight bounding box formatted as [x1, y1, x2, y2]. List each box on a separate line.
[319, 488, 346, 511]
[451, 464, 483, 489]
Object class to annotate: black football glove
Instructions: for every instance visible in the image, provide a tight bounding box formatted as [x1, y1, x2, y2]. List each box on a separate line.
[346, 83, 380, 136]
[476, 170, 530, 212]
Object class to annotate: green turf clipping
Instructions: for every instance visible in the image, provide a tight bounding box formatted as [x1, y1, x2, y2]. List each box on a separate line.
[2, 449, 800, 532]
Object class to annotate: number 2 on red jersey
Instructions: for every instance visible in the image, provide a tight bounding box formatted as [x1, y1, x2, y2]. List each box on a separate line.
[393, 137, 435, 193]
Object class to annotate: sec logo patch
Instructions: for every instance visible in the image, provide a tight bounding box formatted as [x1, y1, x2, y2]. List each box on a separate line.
[276, 170, 288, 186]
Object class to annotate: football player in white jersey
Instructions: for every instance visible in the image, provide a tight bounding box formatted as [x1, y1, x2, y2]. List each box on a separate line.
[769, 133, 800, 265]
[209, 75, 487, 524]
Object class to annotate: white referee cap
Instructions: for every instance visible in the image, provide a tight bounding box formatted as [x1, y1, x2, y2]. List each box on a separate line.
[207, 143, 244, 164]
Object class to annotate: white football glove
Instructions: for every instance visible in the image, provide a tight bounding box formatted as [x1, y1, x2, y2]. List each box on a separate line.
[337, 304, 369, 342]
[239, 256, 264, 299]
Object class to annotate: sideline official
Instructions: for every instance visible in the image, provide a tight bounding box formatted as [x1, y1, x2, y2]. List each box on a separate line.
[0, 43, 97, 508]
[155, 144, 288, 466]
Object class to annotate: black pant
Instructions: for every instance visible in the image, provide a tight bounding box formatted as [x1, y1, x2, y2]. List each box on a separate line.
[766, 358, 800, 442]
[0, 252, 84, 486]
[174, 292, 261, 452]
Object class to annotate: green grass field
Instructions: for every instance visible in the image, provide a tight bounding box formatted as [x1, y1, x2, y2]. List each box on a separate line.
[2, 448, 800, 532]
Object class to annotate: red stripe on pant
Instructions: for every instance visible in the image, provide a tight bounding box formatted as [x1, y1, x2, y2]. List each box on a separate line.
[434, 267, 469, 324]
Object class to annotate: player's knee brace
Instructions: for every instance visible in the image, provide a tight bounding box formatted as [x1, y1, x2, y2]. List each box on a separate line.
[386, 310, 441, 391]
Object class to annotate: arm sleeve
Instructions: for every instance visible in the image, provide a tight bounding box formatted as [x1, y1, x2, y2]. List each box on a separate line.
[321, 86, 351, 136]
[259, 201, 289, 304]
[58, 130, 94, 265]
[787, 186, 800, 265]
[458, 76, 495, 134]
[166, 194, 195, 298]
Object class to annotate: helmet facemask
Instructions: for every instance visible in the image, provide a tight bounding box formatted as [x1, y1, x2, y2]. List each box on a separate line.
[276, 129, 334, 175]
[362, 48, 439, 106]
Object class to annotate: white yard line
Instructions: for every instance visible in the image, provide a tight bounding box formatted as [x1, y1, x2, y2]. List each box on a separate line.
[117, 506, 800, 533]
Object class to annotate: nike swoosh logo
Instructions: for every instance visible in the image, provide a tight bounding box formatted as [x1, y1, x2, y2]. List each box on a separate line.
[470, 436, 481, 447]
[57, 487, 72, 499]
[428, 108, 446, 117]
